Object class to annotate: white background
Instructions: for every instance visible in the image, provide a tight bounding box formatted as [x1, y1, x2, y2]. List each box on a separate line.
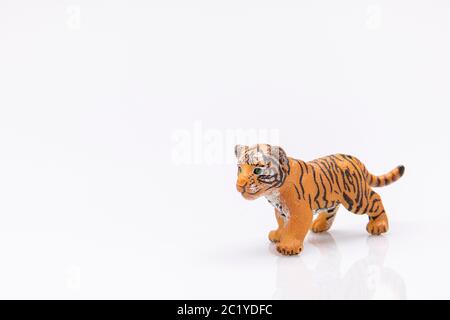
[0, 0, 449, 299]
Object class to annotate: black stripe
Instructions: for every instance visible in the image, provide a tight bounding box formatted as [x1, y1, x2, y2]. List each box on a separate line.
[353, 173, 364, 213]
[285, 158, 291, 176]
[345, 169, 356, 193]
[297, 161, 306, 197]
[362, 199, 370, 213]
[304, 162, 309, 174]
[335, 154, 348, 162]
[328, 157, 343, 193]
[330, 156, 349, 191]
[343, 193, 354, 211]
[369, 211, 384, 220]
[243, 146, 249, 163]
[368, 198, 380, 213]
[319, 159, 335, 184]
[340, 169, 350, 191]
[316, 161, 334, 193]
[319, 175, 328, 208]
[294, 184, 301, 200]
[343, 155, 366, 197]
[311, 167, 321, 208]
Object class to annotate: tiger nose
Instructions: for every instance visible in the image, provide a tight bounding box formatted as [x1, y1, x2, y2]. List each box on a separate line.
[236, 181, 247, 192]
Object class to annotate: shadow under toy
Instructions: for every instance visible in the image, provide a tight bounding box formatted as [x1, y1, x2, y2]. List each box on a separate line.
[235, 144, 404, 256]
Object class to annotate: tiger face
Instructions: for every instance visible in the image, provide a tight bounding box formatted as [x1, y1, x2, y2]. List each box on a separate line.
[235, 144, 290, 200]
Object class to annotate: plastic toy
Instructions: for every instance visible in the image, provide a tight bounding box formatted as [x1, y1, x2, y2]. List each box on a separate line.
[235, 144, 404, 256]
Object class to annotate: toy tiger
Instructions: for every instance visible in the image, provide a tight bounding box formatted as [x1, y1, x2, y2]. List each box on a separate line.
[235, 144, 405, 256]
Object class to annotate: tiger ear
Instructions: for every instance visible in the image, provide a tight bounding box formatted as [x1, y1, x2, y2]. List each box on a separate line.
[270, 145, 289, 166]
[234, 145, 246, 159]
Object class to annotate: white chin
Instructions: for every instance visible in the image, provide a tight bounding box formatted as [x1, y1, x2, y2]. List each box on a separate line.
[242, 192, 259, 200]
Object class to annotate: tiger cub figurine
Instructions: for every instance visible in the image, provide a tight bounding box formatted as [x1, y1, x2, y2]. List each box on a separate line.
[235, 144, 404, 256]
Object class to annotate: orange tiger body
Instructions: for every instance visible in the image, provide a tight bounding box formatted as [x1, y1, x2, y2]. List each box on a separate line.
[235, 144, 405, 256]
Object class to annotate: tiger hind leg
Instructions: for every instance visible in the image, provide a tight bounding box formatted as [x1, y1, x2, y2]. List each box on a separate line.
[311, 205, 340, 233]
[364, 190, 389, 235]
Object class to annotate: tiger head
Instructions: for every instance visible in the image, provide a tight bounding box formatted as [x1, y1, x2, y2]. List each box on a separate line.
[235, 144, 290, 200]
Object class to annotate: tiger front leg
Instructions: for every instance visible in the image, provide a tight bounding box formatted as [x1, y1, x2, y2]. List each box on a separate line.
[276, 202, 313, 256]
[268, 209, 285, 243]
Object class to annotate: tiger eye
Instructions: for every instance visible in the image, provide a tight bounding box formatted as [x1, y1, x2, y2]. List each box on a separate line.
[253, 167, 263, 175]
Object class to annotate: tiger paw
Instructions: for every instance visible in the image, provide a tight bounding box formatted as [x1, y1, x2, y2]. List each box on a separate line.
[276, 239, 303, 256]
[311, 217, 331, 233]
[366, 213, 389, 235]
[268, 230, 282, 243]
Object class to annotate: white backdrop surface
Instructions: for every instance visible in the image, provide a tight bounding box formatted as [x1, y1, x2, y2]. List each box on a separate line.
[0, 0, 449, 299]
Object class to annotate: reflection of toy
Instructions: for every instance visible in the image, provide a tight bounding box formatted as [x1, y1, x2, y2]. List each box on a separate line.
[235, 144, 405, 256]
[273, 233, 407, 299]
